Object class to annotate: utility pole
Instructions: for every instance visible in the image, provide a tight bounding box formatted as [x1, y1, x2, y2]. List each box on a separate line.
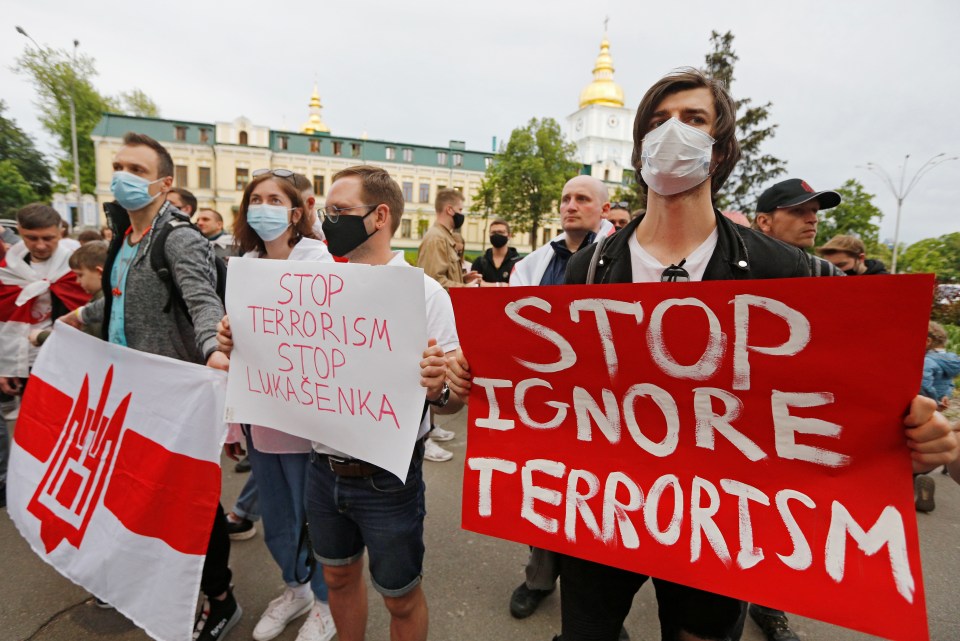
[865, 153, 957, 273]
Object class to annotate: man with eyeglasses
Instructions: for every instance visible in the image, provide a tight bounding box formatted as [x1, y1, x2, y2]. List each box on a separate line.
[607, 201, 631, 232]
[418, 188, 481, 290]
[446, 68, 957, 641]
[304, 165, 463, 641]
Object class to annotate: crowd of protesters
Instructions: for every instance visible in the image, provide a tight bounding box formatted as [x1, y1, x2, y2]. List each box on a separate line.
[2, 67, 959, 641]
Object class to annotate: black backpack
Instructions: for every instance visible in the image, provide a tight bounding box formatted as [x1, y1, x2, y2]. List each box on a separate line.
[149, 209, 228, 317]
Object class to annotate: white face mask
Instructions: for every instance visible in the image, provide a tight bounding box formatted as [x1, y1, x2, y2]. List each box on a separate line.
[640, 118, 716, 196]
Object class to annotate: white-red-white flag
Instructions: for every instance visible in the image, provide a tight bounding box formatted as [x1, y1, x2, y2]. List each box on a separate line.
[7, 324, 228, 641]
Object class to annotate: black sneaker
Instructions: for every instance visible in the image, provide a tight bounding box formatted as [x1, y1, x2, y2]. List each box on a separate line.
[509, 582, 554, 619]
[194, 591, 241, 641]
[915, 475, 936, 513]
[234, 457, 251, 473]
[749, 605, 799, 641]
[94, 597, 114, 609]
[225, 517, 256, 541]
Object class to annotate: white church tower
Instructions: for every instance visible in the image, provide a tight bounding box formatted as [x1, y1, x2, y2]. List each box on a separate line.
[566, 34, 634, 185]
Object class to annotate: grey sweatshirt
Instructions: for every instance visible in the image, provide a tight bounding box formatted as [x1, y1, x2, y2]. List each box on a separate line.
[82, 204, 223, 364]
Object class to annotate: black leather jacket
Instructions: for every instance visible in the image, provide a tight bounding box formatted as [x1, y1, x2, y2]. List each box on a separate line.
[566, 209, 814, 284]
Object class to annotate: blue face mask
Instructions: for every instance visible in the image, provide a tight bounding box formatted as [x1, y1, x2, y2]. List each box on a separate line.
[246, 204, 294, 241]
[111, 171, 164, 211]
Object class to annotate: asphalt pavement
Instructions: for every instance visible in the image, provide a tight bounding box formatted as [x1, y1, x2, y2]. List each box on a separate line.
[2, 409, 959, 641]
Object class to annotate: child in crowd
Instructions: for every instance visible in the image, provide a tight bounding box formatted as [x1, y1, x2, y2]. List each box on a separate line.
[30, 240, 107, 346]
[922, 321, 960, 410]
[915, 321, 960, 512]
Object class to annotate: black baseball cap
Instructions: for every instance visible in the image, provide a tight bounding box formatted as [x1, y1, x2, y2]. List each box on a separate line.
[756, 178, 841, 213]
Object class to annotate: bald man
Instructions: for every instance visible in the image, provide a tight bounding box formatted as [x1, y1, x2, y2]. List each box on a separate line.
[507, 175, 617, 623]
[511, 175, 614, 286]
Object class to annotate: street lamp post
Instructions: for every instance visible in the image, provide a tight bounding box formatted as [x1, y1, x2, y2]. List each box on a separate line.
[865, 153, 957, 273]
[16, 27, 83, 208]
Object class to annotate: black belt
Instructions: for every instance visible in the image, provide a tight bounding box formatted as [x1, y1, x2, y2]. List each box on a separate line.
[318, 455, 380, 478]
[315, 438, 426, 478]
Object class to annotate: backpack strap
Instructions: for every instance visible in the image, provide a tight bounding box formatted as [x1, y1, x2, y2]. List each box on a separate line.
[149, 213, 197, 314]
[585, 232, 611, 285]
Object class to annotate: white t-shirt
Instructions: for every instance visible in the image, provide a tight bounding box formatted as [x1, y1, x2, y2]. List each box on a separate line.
[312, 250, 460, 457]
[628, 228, 718, 283]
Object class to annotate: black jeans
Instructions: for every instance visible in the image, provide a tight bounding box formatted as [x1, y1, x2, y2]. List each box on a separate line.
[200, 503, 232, 598]
[558, 554, 744, 641]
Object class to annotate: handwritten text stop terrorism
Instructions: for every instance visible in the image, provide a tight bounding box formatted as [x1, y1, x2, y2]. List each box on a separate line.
[242, 271, 400, 428]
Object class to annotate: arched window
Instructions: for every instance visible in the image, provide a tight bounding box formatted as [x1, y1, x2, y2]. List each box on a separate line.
[239, 130, 248, 145]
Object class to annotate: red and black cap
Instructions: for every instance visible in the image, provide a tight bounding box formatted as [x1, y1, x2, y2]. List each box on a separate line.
[756, 178, 841, 213]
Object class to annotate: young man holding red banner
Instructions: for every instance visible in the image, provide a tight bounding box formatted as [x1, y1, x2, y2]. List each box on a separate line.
[63, 132, 237, 641]
[447, 68, 958, 641]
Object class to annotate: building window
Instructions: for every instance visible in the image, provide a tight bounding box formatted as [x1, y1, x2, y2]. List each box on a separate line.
[484, 157, 492, 169]
[402, 181, 414, 202]
[453, 153, 463, 167]
[279, 136, 289, 151]
[437, 151, 447, 166]
[239, 130, 248, 145]
[313, 175, 325, 196]
[333, 141, 342, 156]
[417, 219, 429, 238]
[199, 128, 209, 144]
[351, 143, 362, 158]
[310, 139, 320, 153]
[385, 147, 396, 160]
[236, 167, 249, 190]
[542, 227, 553, 247]
[174, 126, 187, 142]
[175, 165, 188, 186]
[401, 219, 411, 238]
[402, 148, 413, 162]
[419, 183, 430, 203]
[198, 167, 211, 189]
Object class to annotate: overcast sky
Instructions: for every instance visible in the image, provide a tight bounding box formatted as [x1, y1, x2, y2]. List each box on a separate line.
[3, 0, 957, 245]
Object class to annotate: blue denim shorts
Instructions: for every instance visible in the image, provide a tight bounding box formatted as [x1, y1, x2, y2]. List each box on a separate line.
[305, 440, 426, 597]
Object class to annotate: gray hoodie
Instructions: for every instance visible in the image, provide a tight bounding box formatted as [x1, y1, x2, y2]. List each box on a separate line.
[82, 203, 223, 364]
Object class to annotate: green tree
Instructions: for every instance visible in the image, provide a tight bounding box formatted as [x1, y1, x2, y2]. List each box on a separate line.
[816, 179, 884, 251]
[14, 45, 112, 194]
[15, 44, 160, 195]
[116, 89, 160, 118]
[477, 118, 579, 249]
[0, 160, 40, 217]
[702, 31, 786, 211]
[0, 101, 53, 199]
[898, 233, 960, 283]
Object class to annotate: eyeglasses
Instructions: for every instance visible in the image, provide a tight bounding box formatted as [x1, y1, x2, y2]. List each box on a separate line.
[611, 201, 630, 210]
[661, 259, 690, 283]
[253, 168, 295, 181]
[320, 204, 378, 223]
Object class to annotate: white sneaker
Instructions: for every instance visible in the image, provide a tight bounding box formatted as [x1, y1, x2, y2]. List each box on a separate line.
[424, 438, 453, 462]
[430, 426, 455, 442]
[252, 587, 314, 641]
[295, 601, 336, 641]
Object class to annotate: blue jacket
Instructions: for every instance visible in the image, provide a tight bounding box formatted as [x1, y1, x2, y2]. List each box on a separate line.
[921, 350, 960, 401]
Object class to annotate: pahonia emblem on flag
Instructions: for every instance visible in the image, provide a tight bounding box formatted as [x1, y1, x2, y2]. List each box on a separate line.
[8, 324, 228, 641]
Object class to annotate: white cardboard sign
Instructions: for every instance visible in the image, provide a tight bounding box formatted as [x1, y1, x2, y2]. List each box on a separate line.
[224, 258, 427, 479]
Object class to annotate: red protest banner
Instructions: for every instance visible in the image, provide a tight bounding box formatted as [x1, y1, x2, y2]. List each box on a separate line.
[451, 274, 935, 641]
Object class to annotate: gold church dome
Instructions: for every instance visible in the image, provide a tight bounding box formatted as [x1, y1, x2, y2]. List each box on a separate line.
[301, 84, 330, 134]
[578, 37, 625, 108]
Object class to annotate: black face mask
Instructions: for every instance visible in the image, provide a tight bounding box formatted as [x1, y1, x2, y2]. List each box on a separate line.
[322, 208, 376, 257]
[452, 212, 465, 229]
[489, 234, 508, 249]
